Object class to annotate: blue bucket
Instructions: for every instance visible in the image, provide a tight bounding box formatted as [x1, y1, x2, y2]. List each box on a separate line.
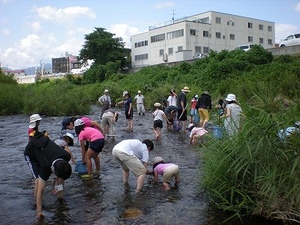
[213, 125, 223, 139]
[75, 160, 88, 174]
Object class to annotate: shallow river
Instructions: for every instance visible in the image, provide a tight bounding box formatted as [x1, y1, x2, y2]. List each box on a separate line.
[0, 106, 282, 225]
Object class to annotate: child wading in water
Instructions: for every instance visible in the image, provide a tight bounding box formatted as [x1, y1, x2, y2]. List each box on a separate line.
[74, 119, 105, 178]
[151, 157, 180, 191]
[152, 102, 170, 141]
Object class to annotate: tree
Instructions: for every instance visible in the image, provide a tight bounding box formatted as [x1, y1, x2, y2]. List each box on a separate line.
[79, 27, 126, 66]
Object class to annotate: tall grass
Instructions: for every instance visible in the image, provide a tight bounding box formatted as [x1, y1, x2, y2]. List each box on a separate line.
[202, 86, 300, 223]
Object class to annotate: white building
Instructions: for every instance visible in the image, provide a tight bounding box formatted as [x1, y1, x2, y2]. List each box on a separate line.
[131, 11, 275, 69]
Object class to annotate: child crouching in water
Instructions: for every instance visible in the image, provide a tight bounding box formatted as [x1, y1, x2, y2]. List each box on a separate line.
[54, 132, 76, 164]
[74, 119, 105, 177]
[151, 157, 180, 191]
[188, 123, 208, 145]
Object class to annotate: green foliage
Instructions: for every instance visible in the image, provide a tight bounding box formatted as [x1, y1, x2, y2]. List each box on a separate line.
[202, 85, 300, 223]
[79, 27, 125, 65]
[0, 70, 23, 115]
[0, 69, 17, 84]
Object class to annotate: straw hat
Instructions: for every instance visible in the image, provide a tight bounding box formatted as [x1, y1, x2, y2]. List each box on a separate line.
[154, 102, 161, 107]
[153, 157, 163, 164]
[181, 86, 191, 93]
[137, 90, 141, 94]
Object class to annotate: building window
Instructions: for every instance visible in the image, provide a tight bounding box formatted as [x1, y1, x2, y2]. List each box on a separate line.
[259, 24, 263, 30]
[178, 46, 183, 51]
[190, 29, 196, 35]
[159, 49, 164, 56]
[216, 17, 221, 24]
[248, 22, 253, 28]
[259, 38, 264, 44]
[268, 39, 273, 45]
[203, 47, 210, 53]
[230, 34, 235, 40]
[168, 47, 173, 55]
[134, 53, 148, 61]
[248, 36, 253, 42]
[203, 30, 209, 37]
[268, 26, 272, 32]
[216, 32, 221, 39]
[151, 33, 165, 43]
[167, 29, 184, 39]
[195, 46, 201, 53]
[135, 40, 148, 48]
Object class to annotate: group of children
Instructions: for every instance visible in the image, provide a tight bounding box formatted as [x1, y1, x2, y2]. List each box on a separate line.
[25, 112, 181, 219]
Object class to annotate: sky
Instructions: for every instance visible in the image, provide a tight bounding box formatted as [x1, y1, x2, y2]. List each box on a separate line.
[1, 0, 300, 70]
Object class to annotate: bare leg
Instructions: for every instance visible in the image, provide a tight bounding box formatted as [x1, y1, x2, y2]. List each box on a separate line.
[157, 128, 162, 140]
[85, 149, 95, 175]
[128, 119, 133, 131]
[123, 170, 129, 184]
[202, 120, 207, 129]
[162, 182, 170, 191]
[175, 175, 180, 185]
[136, 174, 145, 192]
[93, 153, 100, 172]
[153, 128, 159, 139]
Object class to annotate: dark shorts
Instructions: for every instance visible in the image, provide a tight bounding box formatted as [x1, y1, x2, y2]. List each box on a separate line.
[154, 120, 163, 128]
[177, 109, 187, 121]
[89, 139, 105, 153]
[125, 109, 133, 120]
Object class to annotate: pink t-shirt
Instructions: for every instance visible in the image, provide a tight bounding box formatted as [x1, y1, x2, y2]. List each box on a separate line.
[78, 127, 104, 142]
[154, 163, 174, 175]
[81, 117, 92, 127]
[190, 127, 208, 137]
[191, 98, 197, 109]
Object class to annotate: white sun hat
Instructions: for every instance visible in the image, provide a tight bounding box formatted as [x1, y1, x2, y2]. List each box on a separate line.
[29, 114, 42, 128]
[226, 94, 236, 102]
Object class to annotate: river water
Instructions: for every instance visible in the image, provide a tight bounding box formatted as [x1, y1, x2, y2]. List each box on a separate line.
[0, 106, 282, 225]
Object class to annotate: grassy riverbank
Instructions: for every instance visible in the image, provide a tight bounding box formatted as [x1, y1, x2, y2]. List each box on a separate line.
[1, 46, 300, 223]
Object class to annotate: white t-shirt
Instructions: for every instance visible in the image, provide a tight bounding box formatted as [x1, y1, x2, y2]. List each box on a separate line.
[167, 95, 177, 106]
[54, 139, 67, 147]
[134, 95, 145, 104]
[113, 139, 149, 163]
[153, 109, 165, 121]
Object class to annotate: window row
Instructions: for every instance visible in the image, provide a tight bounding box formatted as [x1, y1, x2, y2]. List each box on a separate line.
[215, 17, 272, 32]
[134, 40, 148, 48]
[135, 53, 148, 61]
[151, 29, 184, 43]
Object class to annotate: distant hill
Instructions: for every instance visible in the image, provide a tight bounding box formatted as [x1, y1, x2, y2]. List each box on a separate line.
[24, 63, 52, 75]
[2, 63, 52, 75]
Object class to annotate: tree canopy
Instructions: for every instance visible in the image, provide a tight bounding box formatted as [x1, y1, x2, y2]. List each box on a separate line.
[79, 27, 126, 65]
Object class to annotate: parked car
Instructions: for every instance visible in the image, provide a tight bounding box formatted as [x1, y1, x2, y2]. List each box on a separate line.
[193, 53, 206, 59]
[279, 34, 300, 47]
[234, 44, 254, 52]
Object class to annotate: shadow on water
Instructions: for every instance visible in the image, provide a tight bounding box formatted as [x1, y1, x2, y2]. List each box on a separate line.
[0, 107, 283, 225]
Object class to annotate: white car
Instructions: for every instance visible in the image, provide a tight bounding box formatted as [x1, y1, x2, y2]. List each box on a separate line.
[193, 53, 206, 59]
[234, 44, 254, 52]
[279, 34, 300, 47]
